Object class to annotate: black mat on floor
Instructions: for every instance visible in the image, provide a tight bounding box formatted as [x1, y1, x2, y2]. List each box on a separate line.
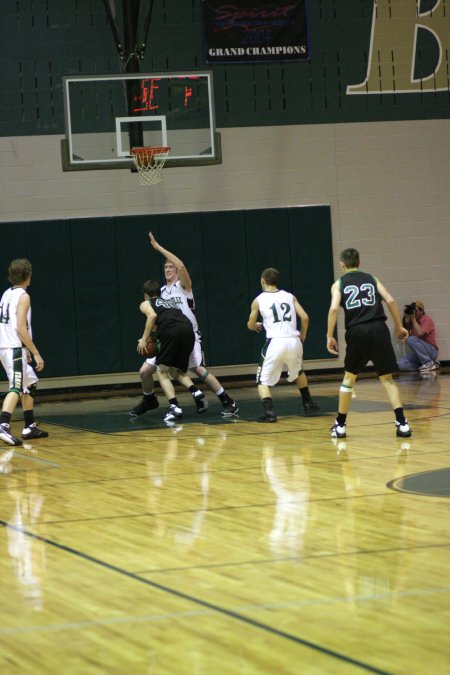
[35, 395, 424, 434]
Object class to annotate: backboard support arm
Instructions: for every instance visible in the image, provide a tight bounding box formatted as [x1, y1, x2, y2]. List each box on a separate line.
[102, 0, 125, 61]
[123, 0, 144, 148]
[138, 0, 155, 58]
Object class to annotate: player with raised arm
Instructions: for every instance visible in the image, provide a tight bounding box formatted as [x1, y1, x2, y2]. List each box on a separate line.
[326, 248, 411, 439]
[130, 232, 238, 418]
[247, 267, 319, 423]
[137, 280, 207, 423]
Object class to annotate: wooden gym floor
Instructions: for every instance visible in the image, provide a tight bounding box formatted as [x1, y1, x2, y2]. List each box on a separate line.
[0, 372, 448, 674]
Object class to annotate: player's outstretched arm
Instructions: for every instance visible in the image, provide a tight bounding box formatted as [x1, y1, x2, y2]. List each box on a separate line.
[148, 231, 192, 291]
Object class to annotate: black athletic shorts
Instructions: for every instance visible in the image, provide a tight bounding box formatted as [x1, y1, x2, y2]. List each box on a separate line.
[156, 322, 195, 373]
[344, 320, 397, 376]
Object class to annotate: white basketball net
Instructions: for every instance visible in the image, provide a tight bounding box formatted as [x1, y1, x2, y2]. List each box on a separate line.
[131, 147, 170, 185]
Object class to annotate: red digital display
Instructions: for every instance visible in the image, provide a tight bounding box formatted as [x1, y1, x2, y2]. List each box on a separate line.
[184, 86, 193, 107]
[133, 78, 160, 112]
[132, 77, 200, 113]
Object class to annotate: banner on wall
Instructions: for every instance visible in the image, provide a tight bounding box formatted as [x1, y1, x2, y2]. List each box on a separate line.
[203, 0, 310, 64]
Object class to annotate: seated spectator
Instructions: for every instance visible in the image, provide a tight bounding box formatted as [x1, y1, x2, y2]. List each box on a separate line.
[398, 300, 439, 372]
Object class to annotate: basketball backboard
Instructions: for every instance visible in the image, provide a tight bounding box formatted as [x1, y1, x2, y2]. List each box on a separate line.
[61, 71, 220, 171]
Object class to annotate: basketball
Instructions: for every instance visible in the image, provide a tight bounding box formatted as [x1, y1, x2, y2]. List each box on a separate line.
[142, 337, 157, 358]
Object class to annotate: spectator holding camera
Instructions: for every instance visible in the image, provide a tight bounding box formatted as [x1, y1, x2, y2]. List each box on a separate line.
[398, 300, 439, 372]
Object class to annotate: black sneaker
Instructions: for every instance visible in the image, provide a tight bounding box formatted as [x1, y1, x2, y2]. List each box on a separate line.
[21, 423, 49, 439]
[221, 401, 239, 417]
[0, 423, 22, 446]
[164, 404, 183, 423]
[303, 399, 320, 413]
[257, 411, 277, 423]
[129, 394, 159, 417]
[395, 421, 412, 438]
[193, 391, 209, 414]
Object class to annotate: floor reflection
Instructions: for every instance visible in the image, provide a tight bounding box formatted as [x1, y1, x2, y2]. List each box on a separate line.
[263, 444, 310, 557]
[333, 444, 413, 607]
[145, 429, 228, 551]
[4, 468, 47, 610]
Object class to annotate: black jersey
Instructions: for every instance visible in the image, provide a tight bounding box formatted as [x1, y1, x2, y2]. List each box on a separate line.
[150, 297, 194, 371]
[150, 297, 192, 334]
[339, 271, 386, 329]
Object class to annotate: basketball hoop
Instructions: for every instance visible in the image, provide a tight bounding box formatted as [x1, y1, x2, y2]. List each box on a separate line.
[130, 146, 171, 185]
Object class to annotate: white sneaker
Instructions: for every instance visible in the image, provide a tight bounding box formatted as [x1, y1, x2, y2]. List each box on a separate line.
[164, 405, 183, 422]
[0, 423, 22, 446]
[395, 421, 412, 438]
[419, 362, 435, 372]
[330, 421, 346, 438]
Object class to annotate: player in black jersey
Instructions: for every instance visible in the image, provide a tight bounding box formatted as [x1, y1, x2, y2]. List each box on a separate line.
[130, 232, 238, 418]
[137, 280, 207, 423]
[326, 248, 411, 439]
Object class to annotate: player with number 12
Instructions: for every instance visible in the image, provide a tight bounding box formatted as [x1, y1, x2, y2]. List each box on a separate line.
[247, 267, 319, 423]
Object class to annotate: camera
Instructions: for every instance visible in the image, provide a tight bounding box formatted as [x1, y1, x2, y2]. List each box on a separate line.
[404, 302, 416, 316]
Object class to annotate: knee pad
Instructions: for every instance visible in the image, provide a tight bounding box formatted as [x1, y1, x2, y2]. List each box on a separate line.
[197, 369, 209, 383]
[28, 383, 37, 398]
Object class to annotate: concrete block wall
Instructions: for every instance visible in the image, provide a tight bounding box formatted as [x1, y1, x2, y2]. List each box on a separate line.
[0, 118, 448, 381]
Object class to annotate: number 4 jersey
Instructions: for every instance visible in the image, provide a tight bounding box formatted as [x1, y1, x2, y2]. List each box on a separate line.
[0, 287, 31, 348]
[339, 271, 386, 328]
[257, 290, 300, 338]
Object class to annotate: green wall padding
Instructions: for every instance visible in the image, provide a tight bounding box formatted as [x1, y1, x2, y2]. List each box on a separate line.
[289, 206, 334, 360]
[201, 210, 253, 366]
[27, 219, 79, 376]
[0, 206, 333, 380]
[70, 218, 123, 375]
